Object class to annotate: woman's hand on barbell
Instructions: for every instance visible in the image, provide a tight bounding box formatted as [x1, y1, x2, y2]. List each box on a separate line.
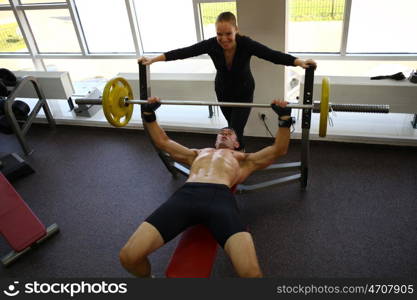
[294, 58, 317, 70]
[138, 56, 154, 65]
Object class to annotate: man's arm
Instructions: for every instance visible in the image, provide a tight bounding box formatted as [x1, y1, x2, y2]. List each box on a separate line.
[142, 97, 198, 166]
[243, 100, 293, 172]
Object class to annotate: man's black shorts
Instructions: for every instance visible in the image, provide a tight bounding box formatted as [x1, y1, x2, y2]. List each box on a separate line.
[145, 182, 246, 248]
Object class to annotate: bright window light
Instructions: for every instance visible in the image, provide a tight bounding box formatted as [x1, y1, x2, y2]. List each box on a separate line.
[347, 0, 417, 53]
[134, 0, 197, 53]
[74, 0, 135, 53]
[288, 0, 345, 53]
[0, 11, 28, 53]
[25, 9, 81, 53]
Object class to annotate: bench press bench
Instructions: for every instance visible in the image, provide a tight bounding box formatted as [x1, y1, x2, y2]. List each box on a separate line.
[0, 172, 59, 267]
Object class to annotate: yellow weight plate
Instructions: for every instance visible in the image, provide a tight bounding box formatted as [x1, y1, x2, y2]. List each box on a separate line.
[319, 77, 330, 137]
[102, 77, 133, 127]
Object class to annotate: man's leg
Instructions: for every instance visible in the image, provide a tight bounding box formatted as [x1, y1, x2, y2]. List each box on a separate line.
[119, 221, 164, 277]
[224, 232, 263, 278]
[206, 186, 261, 277]
[120, 184, 196, 277]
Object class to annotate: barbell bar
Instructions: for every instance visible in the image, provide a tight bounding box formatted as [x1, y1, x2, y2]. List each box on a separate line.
[75, 98, 314, 109]
[75, 99, 389, 112]
[75, 76, 390, 137]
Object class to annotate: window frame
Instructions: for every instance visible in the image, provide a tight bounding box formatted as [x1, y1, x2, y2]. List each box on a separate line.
[0, 0, 143, 71]
[21, 2, 83, 54]
[0, 0, 416, 72]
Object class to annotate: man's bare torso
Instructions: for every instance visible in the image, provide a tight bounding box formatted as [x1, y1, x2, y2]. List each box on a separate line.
[186, 148, 248, 188]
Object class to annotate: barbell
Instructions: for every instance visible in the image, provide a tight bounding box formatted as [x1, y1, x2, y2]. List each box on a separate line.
[75, 77, 390, 137]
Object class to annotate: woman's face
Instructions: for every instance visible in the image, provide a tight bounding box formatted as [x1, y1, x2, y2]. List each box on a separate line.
[215, 21, 238, 50]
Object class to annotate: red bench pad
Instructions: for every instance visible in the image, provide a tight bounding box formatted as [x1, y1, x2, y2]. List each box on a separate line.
[0, 172, 46, 252]
[165, 224, 218, 278]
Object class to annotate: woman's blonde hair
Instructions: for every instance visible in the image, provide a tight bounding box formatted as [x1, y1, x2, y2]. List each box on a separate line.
[215, 11, 238, 29]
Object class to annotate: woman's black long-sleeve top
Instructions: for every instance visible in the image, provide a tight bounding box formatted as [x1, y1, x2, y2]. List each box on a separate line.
[164, 35, 297, 102]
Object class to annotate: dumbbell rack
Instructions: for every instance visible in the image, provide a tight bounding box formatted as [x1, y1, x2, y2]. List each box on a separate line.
[2, 76, 55, 155]
[138, 63, 312, 190]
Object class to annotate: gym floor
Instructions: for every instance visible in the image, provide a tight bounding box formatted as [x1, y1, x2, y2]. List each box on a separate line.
[1, 124, 416, 278]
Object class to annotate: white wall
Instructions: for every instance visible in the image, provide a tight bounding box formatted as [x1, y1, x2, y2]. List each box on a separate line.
[237, 0, 288, 137]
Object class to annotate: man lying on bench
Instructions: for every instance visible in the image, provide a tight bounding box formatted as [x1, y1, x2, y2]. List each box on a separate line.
[119, 97, 293, 278]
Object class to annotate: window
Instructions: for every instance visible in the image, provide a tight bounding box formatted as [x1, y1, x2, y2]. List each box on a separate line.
[288, 0, 417, 55]
[288, 0, 345, 53]
[25, 8, 81, 53]
[198, 1, 237, 39]
[134, 0, 197, 53]
[0, 0, 414, 78]
[347, 0, 417, 53]
[0, 11, 28, 53]
[74, 0, 135, 53]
